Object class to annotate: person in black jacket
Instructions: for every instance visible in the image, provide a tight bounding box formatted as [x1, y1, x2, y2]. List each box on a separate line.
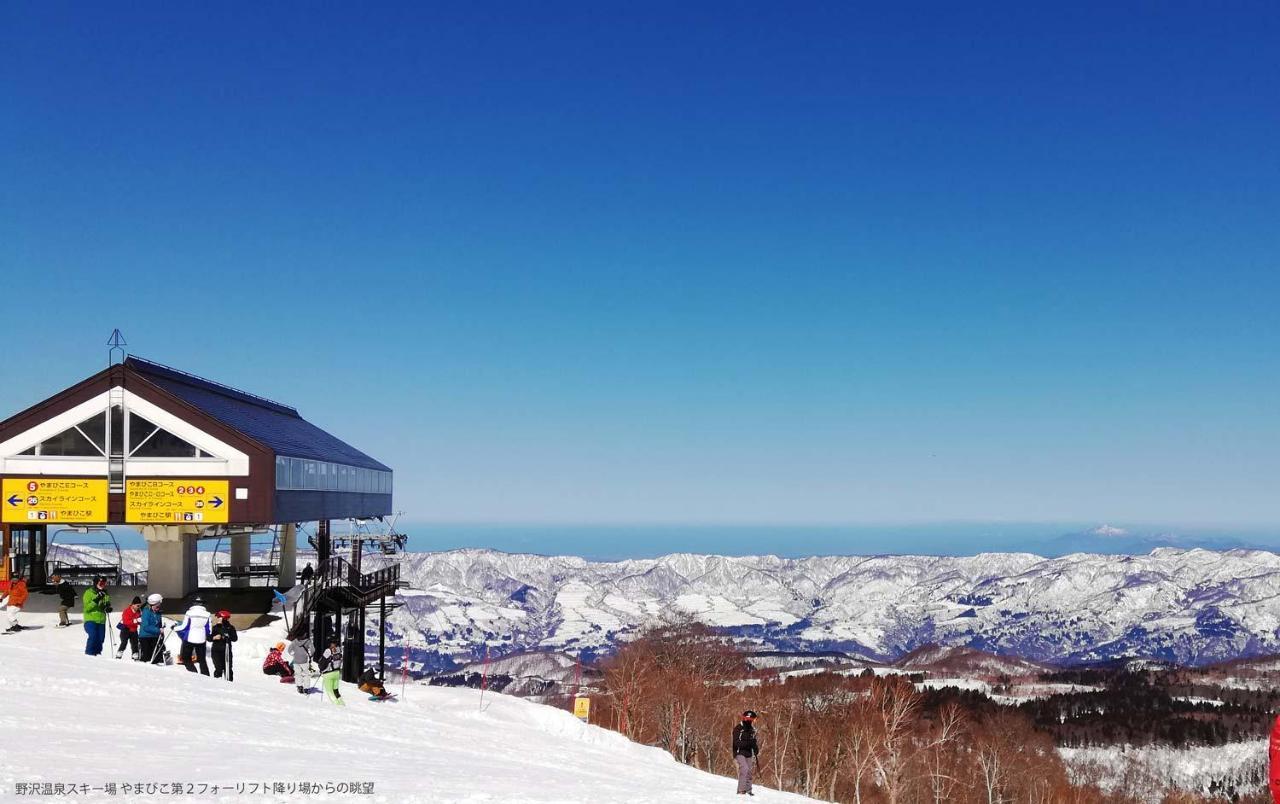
[209, 610, 238, 681]
[732, 710, 760, 796]
[48, 574, 76, 627]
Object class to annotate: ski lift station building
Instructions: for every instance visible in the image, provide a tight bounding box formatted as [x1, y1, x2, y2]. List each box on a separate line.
[0, 356, 394, 599]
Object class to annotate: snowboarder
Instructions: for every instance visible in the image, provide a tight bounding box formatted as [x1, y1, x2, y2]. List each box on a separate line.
[1, 574, 29, 632]
[288, 633, 316, 694]
[262, 642, 294, 679]
[82, 577, 111, 656]
[49, 573, 75, 627]
[209, 610, 238, 681]
[300, 563, 315, 584]
[732, 710, 760, 796]
[175, 597, 212, 675]
[116, 596, 142, 659]
[139, 594, 167, 664]
[358, 666, 392, 700]
[318, 637, 344, 706]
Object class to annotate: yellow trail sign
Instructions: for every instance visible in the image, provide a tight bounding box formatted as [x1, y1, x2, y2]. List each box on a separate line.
[125, 479, 229, 524]
[573, 696, 591, 722]
[2, 478, 109, 524]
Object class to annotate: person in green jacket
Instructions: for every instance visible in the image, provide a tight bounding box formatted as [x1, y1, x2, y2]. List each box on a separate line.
[82, 577, 111, 656]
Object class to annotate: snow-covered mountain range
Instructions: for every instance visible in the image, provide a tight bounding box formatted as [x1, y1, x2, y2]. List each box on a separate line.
[383, 547, 1280, 670]
[100, 545, 1280, 671]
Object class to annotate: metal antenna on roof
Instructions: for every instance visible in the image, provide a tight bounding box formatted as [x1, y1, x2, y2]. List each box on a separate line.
[107, 329, 127, 365]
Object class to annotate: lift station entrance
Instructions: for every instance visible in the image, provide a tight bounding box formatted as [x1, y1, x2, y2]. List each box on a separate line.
[0, 354, 404, 680]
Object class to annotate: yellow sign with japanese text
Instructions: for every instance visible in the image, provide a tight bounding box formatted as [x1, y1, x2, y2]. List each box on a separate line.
[2, 478, 109, 524]
[125, 479, 229, 524]
[573, 696, 591, 722]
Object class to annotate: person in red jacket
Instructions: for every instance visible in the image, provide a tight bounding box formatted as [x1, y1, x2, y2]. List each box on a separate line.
[262, 642, 294, 680]
[1, 574, 29, 632]
[116, 596, 143, 660]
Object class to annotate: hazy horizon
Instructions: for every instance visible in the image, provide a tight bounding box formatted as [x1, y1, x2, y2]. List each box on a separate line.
[89, 520, 1280, 562]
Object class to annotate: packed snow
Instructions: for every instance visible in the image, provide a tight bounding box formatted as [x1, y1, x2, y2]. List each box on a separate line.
[0, 611, 816, 804]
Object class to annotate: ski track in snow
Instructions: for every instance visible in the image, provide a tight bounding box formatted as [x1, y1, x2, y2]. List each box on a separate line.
[0, 612, 816, 804]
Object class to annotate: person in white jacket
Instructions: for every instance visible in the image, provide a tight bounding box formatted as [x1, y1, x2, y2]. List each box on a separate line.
[176, 598, 212, 675]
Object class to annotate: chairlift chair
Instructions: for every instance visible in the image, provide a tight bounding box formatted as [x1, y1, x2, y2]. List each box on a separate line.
[46, 527, 124, 584]
[211, 527, 281, 583]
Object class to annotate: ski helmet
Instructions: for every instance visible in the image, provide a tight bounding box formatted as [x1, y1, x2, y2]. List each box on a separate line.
[742, 710, 758, 720]
[147, 594, 163, 605]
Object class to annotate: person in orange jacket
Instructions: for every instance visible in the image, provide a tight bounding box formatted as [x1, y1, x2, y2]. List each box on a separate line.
[1, 574, 29, 632]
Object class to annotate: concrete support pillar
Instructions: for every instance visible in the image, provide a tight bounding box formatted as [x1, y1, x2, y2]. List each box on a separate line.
[278, 524, 297, 589]
[143, 526, 197, 599]
[229, 534, 250, 589]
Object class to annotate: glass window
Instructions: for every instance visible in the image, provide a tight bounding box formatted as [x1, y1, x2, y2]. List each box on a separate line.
[109, 405, 124, 455]
[37, 415, 106, 456]
[131, 427, 200, 458]
[276, 456, 289, 489]
[128, 414, 158, 453]
[291, 458, 303, 489]
[78, 412, 107, 453]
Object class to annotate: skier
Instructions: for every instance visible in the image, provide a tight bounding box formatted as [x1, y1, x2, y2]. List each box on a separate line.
[300, 563, 315, 584]
[262, 642, 294, 679]
[358, 666, 391, 700]
[82, 577, 111, 656]
[209, 610, 238, 681]
[175, 597, 212, 675]
[116, 596, 142, 659]
[288, 633, 316, 694]
[138, 594, 167, 664]
[318, 637, 344, 706]
[1, 573, 29, 632]
[49, 573, 76, 627]
[732, 710, 760, 796]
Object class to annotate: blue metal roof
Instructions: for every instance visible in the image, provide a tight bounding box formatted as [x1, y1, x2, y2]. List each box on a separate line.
[125, 357, 391, 472]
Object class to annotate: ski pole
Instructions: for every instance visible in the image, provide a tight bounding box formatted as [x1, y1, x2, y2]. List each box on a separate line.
[227, 641, 234, 682]
[105, 612, 115, 657]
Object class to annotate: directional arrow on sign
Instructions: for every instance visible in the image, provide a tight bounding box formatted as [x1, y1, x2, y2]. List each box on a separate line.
[6, 495, 20, 507]
[210, 496, 224, 508]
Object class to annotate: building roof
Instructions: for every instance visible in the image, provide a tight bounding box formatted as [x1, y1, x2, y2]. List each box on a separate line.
[126, 357, 391, 472]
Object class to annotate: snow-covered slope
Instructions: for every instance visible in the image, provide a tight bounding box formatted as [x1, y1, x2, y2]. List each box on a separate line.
[0, 613, 814, 804]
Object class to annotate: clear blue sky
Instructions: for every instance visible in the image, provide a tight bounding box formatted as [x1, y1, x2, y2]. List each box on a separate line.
[2, 3, 1278, 554]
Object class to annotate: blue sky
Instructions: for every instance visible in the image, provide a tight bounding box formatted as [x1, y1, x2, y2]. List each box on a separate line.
[2, 4, 1278, 555]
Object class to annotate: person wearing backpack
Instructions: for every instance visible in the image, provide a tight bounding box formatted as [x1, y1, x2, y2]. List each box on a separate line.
[288, 634, 316, 694]
[318, 637, 344, 707]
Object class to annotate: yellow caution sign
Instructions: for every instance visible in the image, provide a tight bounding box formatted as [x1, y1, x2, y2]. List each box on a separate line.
[125, 479, 229, 524]
[2, 478, 109, 524]
[573, 696, 591, 722]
